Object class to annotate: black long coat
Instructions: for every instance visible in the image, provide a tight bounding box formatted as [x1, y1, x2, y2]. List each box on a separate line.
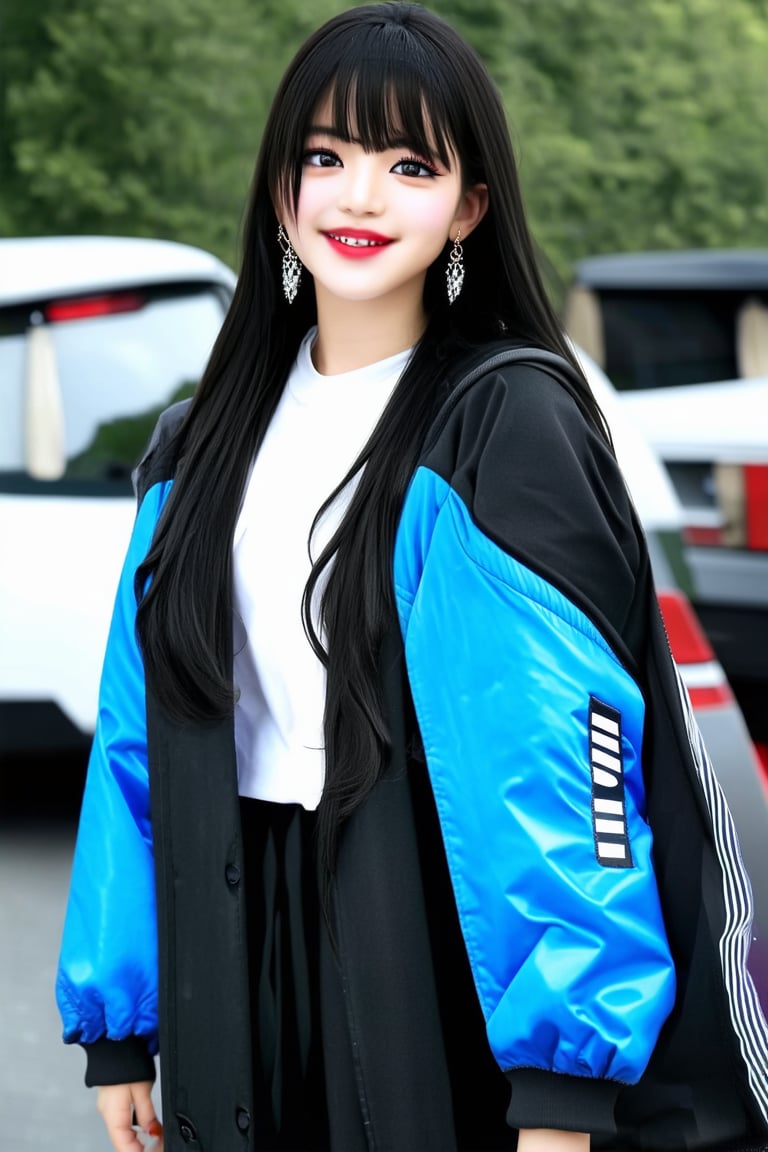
[139, 349, 768, 1151]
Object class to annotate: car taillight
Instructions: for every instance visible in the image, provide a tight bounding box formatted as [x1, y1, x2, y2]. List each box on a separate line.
[744, 464, 768, 550]
[682, 523, 727, 547]
[691, 462, 768, 552]
[755, 744, 768, 794]
[45, 293, 146, 322]
[657, 589, 732, 709]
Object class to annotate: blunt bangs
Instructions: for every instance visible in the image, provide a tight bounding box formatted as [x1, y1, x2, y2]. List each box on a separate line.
[269, 8, 474, 215]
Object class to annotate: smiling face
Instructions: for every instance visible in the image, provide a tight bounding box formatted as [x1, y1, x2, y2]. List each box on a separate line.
[279, 95, 487, 316]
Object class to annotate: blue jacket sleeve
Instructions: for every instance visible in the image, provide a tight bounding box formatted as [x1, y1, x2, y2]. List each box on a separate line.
[394, 403, 676, 1130]
[56, 480, 171, 1060]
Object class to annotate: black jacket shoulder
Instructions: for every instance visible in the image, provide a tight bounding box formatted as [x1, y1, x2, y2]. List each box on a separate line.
[422, 353, 647, 671]
[132, 398, 192, 504]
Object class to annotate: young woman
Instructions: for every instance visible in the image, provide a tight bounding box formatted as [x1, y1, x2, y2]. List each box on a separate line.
[56, 5, 768, 1151]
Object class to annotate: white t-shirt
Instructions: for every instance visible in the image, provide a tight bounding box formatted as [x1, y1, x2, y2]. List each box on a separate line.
[232, 328, 412, 809]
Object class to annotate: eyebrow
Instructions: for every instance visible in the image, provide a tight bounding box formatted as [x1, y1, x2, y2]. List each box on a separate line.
[306, 124, 433, 154]
[307, 125, 351, 141]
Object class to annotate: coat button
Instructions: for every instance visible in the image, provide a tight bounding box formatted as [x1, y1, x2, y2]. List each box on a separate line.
[176, 1113, 198, 1143]
[225, 863, 241, 886]
[235, 1107, 251, 1132]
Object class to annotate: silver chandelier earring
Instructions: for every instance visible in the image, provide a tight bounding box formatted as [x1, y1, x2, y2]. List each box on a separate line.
[278, 223, 302, 304]
[446, 228, 465, 305]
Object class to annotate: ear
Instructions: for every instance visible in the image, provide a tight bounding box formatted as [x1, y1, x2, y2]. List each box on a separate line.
[451, 182, 489, 242]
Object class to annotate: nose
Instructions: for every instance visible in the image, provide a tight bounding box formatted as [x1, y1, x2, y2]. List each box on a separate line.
[337, 155, 384, 216]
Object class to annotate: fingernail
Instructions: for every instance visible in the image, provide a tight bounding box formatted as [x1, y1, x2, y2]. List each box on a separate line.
[148, 1120, 163, 1137]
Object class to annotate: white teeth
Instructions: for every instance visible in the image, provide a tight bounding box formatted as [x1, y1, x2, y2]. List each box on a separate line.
[330, 235, 385, 247]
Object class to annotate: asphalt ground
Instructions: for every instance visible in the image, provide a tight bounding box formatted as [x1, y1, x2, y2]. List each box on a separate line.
[0, 754, 144, 1151]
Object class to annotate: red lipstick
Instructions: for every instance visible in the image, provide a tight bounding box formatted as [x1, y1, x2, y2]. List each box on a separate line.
[324, 228, 393, 259]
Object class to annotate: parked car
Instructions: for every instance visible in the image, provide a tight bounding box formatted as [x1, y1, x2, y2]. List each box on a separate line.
[1, 235, 765, 1007]
[575, 344, 768, 1010]
[0, 234, 236, 752]
[564, 249, 768, 770]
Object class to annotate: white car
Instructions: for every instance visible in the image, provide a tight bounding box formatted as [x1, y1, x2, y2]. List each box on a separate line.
[1, 235, 766, 1008]
[0, 235, 236, 748]
[575, 349, 768, 1011]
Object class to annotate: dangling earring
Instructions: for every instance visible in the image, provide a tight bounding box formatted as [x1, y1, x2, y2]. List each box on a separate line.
[278, 223, 302, 304]
[446, 228, 464, 305]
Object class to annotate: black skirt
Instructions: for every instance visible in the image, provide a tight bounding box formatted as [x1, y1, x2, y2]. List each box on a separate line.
[239, 768, 519, 1152]
[240, 797, 329, 1151]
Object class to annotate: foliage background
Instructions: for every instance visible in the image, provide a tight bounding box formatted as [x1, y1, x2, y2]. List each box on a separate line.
[1, 0, 767, 291]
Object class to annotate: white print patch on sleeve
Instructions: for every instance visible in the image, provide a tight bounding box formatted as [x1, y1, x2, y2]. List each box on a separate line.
[589, 696, 633, 869]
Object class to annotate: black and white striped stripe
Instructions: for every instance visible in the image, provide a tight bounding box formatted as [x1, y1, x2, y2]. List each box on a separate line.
[672, 663, 768, 1123]
[589, 697, 633, 869]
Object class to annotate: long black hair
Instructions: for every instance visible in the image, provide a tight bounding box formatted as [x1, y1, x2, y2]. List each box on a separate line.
[136, 2, 608, 875]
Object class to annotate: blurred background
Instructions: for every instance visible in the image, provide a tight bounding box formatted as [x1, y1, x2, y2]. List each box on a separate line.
[3, 0, 768, 291]
[2, 1, 768, 1148]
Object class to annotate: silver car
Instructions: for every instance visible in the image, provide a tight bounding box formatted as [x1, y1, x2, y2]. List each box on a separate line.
[575, 345, 768, 1012]
[564, 249, 768, 772]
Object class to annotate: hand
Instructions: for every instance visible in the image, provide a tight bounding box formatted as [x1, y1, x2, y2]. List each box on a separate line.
[97, 1082, 164, 1151]
[517, 1131, 589, 1152]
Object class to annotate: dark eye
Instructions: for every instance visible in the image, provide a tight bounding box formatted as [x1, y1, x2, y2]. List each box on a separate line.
[392, 156, 439, 178]
[303, 149, 342, 168]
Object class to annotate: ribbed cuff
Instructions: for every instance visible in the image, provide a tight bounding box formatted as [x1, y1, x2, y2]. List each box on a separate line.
[82, 1036, 156, 1087]
[505, 1067, 620, 1135]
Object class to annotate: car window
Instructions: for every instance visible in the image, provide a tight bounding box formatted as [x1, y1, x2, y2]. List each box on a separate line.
[599, 290, 747, 391]
[0, 284, 228, 492]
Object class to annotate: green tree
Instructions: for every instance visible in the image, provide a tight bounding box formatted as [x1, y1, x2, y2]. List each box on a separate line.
[5, 0, 258, 262]
[0, 0, 70, 233]
[3, 0, 767, 288]
[2, 0, 354, 260]
[493, 0, 768, 284]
